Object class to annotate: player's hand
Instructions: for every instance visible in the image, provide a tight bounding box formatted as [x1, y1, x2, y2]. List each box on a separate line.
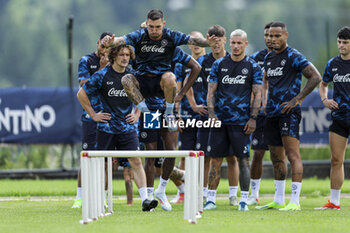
[280, 97, 302, 114]
[101, 34, 115, 48]
[125, 113, 140, 124]
[99, 54, 109, 69]
[191, 104, 208, 116]
[244, 118, 256, 135]
[322, 99, 339, 110]
[92, 112, 111, 123]
[206, 33, 218, 47]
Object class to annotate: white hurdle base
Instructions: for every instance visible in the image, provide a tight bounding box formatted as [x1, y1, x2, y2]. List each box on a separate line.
[79, 150, 204, 224]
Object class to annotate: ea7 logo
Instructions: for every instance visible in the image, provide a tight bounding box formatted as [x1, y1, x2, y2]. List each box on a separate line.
[221, 68, 228, 72]
[332, 68, 338, 72]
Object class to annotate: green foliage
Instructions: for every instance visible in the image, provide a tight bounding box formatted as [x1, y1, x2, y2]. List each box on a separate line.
[0, 0, 349, 87]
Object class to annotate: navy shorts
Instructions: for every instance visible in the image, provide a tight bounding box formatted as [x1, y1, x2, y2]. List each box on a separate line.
[139, 111, 163, 143]
[207, 125, 250, 158]
[196, 127, 210, 154]
[264, 112, 301, 146]
[96, 130, 139, 150]
[178, 127, 198, 150]
[154, 157, 164, 168]
[136, 73, 164, 99]
[82, 120, 97, 150]
[251, 115, 269, 150]
[329, 119, 350, 138]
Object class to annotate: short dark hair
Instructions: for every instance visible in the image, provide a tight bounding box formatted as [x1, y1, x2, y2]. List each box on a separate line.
[147, 9, 164, 21]
[207, 25, 226, 37]
[337, 26, 350, 40]
[100, 32, 113, 40]
[108, 44, 135, 65]
[270, 21, 287, 30]
[264, 22, 274, 30]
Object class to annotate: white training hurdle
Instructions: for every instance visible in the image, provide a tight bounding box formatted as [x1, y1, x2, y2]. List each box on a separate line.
[80, 150, 204, 224]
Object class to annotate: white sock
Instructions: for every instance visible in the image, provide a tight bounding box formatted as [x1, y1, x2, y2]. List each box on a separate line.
[207, 189, 217, 203]
[139, 187, 148, 202]
[156, 177, 169, 193]
[76, 187, 82, 199]
[240, 191, 249, 203]
[229, 186, 238, 197]
[330, 189, 341, 206]
[250, 179, 261, 198]
[177, 183, 185, 193]
[203, 187, 208, 198]
[165, 102, 175, 115]
[147, 187, 154, 199]
[290, 182, 302, 205]
[181, 171, 185, 181]
[274, 180, 286, 205]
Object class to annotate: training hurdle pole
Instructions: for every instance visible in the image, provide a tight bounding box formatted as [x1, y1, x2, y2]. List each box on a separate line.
[80, 150, 204, 225]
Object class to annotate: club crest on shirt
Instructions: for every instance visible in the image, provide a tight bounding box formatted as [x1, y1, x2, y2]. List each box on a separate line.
[242, 68, 248, 75]
[281, 59, 286, 66]
[161, 39, 168, 47]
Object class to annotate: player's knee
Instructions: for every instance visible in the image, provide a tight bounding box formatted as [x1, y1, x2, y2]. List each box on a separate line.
[331, 155, 344, 167]
[161, 72, 177, 87]
[129, 157, 142, 169]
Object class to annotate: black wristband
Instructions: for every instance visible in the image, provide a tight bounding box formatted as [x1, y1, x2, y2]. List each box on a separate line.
[250, 115, 257, 120]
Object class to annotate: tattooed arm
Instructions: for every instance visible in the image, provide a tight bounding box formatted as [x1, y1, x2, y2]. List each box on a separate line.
[281, 63, 321, 114]
[101, 34, 126, 48]
[207, 82, 218, 119]
[187, 33, 217, 47]
[244, 84, 262, 135]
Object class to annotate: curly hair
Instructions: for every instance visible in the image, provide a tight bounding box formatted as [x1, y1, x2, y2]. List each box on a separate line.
[108, 44, 135, 65]
[337, 26, 350, 40]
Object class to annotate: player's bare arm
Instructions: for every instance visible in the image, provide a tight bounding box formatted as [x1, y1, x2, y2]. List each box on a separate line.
[174, 58, 201, 102]
[207, 82, 218, 119]
[77, 88, 111, 123]
[125, 108, 141, 124]
[101, 34, 126, 48]
[244, 84, 262, 135]
[182, 77, 208, 116]
[187, 34, 217, 47]
[262, 72, 268, 114]
[121, 74, 144, 105]
[281, 63, 321, 114]
[319, 81, 339, 110]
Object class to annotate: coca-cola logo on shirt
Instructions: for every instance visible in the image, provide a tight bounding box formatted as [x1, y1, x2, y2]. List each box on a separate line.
[141, 45, 165, 53]
[108, 88, 128, 97]
[222, 75, 247, 84]
[333, 73, 350, 82]
[267, 67, 284, 77]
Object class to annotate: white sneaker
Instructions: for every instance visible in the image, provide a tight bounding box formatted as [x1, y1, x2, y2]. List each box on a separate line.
[238, 202, 249, 211]
[246, 196, 260, 205]
[154, 190, 172, 211]
[229, 196, 238, 206]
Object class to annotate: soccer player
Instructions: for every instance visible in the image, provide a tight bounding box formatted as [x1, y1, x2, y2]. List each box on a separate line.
[101, 9, 213, 211]
[316, 26, 350, 210]
[204, 29, 263, 211]
[77, 44, 158, 212]
[72, 32, 111, 209]
[247, 22, 274, 205]
[256, 21, 321, 211]
[196, 25, 240, 205]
